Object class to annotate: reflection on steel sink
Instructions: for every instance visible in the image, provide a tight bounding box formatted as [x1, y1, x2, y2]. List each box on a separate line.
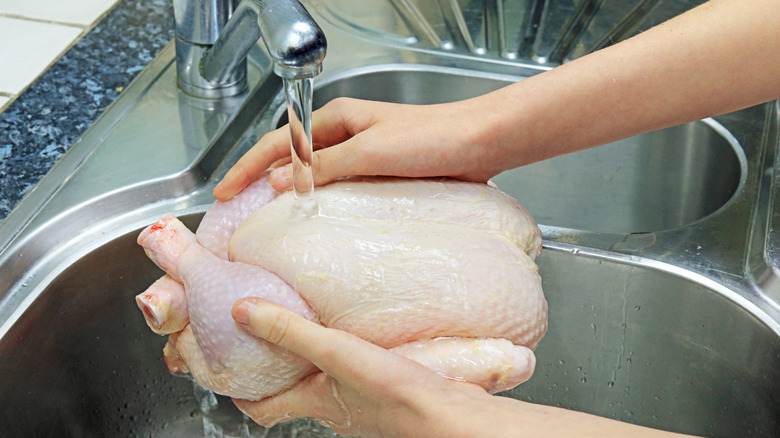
[1, 1, 780, 437]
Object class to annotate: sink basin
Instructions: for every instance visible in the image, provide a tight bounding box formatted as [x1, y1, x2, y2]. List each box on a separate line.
[0, 216, 778, 437]
[1, 1, 779, 436]
[495, 121, 743, 233]
[284, 67, 744, 234]
[513, 248, 780, 437]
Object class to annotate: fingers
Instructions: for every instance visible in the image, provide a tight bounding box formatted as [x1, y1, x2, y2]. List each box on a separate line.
[216, 97, 375, 198]
[268, 101, 372, 191]
[266, 142, 365, 192]
[231, 298, 480, 435]
[214, 127, 291, 201]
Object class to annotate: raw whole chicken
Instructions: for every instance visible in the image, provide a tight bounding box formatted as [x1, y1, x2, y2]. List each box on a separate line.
[136, 176, 547, 402]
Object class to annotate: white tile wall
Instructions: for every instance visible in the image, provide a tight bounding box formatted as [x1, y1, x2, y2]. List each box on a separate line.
[0, 0, 119, 26]
[0, 17, 83, 94]
[0, 0, 120, 113]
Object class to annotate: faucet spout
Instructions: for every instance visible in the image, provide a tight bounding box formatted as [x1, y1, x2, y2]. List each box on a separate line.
[202, 0, 327, 81]
[174, 0, 327, 98]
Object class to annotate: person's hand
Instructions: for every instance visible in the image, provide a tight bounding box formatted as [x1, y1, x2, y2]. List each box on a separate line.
[230, 298, 694, 438]
[214, 97, 513, 201]
[230, 297, 500, 437]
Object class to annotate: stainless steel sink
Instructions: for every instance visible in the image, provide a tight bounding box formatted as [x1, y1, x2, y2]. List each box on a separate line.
[1, 217, 778, 437]
[2, 0, 780, 436]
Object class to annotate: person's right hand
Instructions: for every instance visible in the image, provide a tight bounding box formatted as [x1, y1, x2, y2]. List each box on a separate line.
[213, 97, 513, 201]
[215, 0, 780, 204]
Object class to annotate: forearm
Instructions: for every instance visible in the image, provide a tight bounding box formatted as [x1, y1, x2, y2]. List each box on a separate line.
[214, 0, 780, 198]
[424, 393, 693, 438]
[475, 0, 780, 170]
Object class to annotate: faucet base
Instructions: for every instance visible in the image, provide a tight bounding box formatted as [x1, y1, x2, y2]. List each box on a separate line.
[175, 39, 248, 98]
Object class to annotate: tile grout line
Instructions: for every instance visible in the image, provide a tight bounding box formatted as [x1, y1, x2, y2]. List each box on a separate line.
[0, 27, 89, 103]
[0, 0, 124, 116]
[0, 12, 89, 30]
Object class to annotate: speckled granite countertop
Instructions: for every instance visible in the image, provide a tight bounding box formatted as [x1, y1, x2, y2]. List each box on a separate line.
[0, 0, 174, 221]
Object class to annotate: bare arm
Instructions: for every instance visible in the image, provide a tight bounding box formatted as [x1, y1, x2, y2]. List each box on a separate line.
[231, 298, 693, 438]
[485, 0, 780, 169]
[214, 0, 780, 199]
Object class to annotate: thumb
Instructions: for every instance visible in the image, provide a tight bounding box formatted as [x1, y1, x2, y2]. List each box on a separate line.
[232, 297, 354, 378]
[232, 298, 315, 352]
[232, 297, 405, 384]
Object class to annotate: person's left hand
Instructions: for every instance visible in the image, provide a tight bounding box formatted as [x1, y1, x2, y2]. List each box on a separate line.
[230, 298, 694, 438]
[230, 297, 497, 437]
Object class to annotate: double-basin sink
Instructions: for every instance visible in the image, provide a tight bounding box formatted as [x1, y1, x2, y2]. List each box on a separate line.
[1, 1, 779, 436]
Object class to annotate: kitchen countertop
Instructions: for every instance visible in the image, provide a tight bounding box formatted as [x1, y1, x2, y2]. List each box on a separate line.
[0, 0, 174, 221]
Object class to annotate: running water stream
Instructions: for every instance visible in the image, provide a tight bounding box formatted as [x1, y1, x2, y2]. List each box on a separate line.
[284, 77, 316, 198]
[194, 78, 329, 438]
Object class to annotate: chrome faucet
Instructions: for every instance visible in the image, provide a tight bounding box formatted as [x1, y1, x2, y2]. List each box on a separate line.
[173, 0, 327, 98]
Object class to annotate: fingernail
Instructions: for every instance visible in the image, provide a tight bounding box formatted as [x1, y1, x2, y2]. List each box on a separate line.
[214, 173, 230, 190]
[269, 165, 291, 190]
[233, 301, 254, 325]
[213, 179, 229, 200]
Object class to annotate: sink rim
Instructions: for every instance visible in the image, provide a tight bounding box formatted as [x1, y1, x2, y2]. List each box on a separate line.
[542, 240, 780, 336]
[267, 61, 533, 126]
